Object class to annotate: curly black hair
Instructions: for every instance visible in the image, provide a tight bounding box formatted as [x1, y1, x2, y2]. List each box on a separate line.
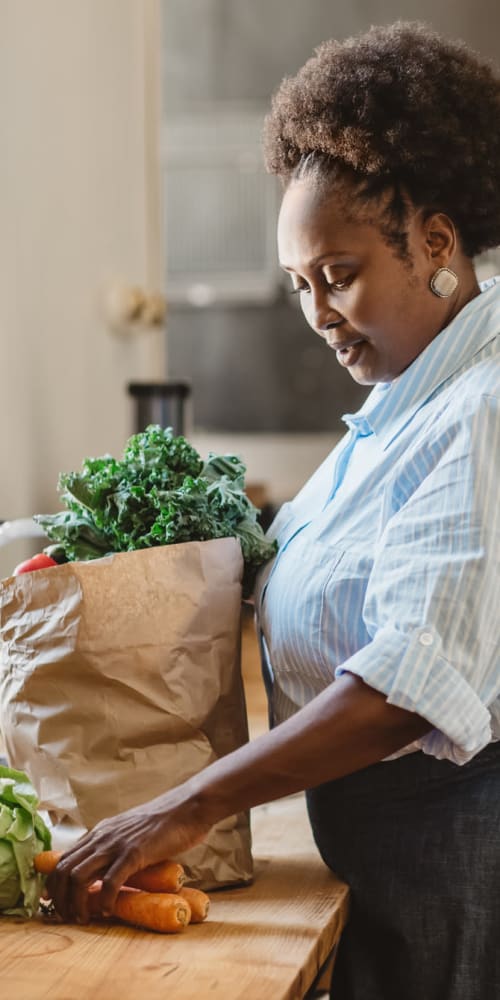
[263, 22, 500, 259]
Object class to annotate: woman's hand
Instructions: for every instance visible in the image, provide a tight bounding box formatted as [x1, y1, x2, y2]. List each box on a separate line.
[46, 780, 211, 923]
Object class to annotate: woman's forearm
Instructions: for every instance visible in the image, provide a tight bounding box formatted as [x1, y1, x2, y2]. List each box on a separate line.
[47, 673, 431, 920]
[189, 673, 431, 827]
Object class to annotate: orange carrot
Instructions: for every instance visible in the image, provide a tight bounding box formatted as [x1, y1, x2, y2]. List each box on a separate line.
[34, 851, 186, 894]
[126, 860, 186, 894]
[33, 854, 191, 933]
[179, 886, 210, 923]
[34, 850, 63, 875]
[89, 886, 191, 933]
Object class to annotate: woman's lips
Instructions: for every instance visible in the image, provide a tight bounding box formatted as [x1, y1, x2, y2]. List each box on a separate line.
[336, 343, 364, 367]
[329, 339, 366, 367]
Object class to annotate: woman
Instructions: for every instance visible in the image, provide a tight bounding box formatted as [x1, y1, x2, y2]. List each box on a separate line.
[48, 23, 500, 999]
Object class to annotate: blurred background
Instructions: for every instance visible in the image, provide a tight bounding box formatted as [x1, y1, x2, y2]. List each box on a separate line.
[1, 0, 499, 566]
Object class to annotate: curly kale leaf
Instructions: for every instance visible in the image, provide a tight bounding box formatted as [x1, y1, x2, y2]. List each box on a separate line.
[34, 426, 277, 594]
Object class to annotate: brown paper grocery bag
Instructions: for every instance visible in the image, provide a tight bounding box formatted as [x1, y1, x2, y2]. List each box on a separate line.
[0, 537, 253, 888]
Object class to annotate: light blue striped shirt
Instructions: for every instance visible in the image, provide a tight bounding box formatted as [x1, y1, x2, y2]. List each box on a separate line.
[255, 277, 500, 765]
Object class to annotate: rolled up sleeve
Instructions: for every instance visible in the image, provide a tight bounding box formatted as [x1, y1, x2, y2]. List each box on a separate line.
[336, 393, 499, 765]
[337, 626, 492, 763]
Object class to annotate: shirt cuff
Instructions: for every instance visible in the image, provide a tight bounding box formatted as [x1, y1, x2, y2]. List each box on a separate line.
[335, 625, 492, 764]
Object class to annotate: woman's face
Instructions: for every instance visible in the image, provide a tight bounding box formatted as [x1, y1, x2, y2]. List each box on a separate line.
[277, 179, 459, 384]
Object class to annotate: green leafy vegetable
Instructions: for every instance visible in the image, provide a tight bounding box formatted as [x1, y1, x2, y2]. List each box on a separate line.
[34, 425, 277, 596]
[0, 765, 51, 917]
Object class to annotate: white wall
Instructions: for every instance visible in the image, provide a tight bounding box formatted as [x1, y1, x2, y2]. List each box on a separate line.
[0, 0, 165, 519]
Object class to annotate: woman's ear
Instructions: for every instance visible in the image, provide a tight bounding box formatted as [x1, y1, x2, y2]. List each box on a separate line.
[422, 212, 457, 265]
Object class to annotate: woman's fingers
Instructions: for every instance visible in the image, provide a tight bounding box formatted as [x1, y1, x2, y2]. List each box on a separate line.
[97, 853, 143, 917]
[46, 821, 168, 921]
[54, 845, 144, 922]
[46, 842, 112, 922]
[45, 785, 213, 923]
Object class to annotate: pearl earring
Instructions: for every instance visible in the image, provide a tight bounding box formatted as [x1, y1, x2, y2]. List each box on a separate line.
[430, 267, 459, 298]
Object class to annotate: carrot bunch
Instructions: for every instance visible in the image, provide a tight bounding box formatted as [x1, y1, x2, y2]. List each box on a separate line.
[34, 850, 210, 934]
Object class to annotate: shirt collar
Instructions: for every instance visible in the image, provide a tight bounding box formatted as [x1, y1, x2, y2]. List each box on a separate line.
[342, 276, 500, 449]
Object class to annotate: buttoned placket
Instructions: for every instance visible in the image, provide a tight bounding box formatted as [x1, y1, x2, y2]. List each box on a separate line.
[322, 414, 374, 508]
[257, 413, 374, 717]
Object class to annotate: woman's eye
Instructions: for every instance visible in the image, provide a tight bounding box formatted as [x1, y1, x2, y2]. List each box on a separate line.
[289, 274, 352, 295]
[327, 276, 352, 291]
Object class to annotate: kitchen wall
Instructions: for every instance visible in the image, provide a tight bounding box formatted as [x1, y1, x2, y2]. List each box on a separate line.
[161, 0, 499, 504]
[0, 0, 164, 521]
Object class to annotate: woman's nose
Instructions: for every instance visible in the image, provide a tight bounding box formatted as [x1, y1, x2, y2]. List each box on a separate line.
[307, 290, 343, 333]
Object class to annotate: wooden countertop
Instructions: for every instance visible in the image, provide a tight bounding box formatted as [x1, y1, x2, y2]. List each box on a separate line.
[0, 794, 349, 1000]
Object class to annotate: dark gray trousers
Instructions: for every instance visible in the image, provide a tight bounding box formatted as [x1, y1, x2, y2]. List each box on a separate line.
[306, 742, 500, 1000]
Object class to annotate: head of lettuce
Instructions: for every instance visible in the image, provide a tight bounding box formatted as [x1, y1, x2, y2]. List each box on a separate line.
[0, 764, 51, 917]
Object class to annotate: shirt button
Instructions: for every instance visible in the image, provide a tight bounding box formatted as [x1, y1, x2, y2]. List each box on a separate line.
[419, 632, 434, 646]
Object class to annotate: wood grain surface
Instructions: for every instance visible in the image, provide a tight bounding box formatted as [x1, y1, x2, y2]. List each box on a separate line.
[1, 795, 349, 1000]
